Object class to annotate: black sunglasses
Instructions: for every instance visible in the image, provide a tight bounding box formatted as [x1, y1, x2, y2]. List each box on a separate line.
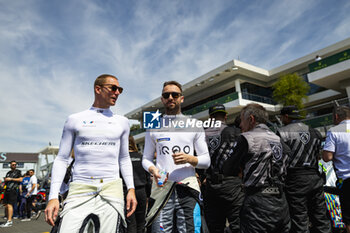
[162, 92, 181, 99]
[102, 84, 123, 94]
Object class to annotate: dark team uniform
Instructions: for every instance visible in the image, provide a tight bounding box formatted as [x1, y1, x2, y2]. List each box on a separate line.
[124, 151, 150, 233]
[278, 122, 331, 233]
[204, 123, 243, 233]
[224, 124, 290, 233]
[4, 169, 21, 206]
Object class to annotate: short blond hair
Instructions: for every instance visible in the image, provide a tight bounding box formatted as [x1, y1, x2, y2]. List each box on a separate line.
[94, 74, 118, 87]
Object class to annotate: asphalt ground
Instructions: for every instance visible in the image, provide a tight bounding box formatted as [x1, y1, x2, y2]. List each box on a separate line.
[0, 205, 52, 233]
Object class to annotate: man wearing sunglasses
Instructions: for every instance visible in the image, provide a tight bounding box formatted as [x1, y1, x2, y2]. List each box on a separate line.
[1, 161, 22, 228]
[45, 74, 136, 233]
[142, 81, 210, 233]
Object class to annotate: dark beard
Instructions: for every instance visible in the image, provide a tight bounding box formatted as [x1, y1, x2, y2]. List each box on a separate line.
[165, 105, 181, 115]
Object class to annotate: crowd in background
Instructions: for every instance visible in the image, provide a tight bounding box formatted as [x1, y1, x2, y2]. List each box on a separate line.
[1, 164, 43, 227]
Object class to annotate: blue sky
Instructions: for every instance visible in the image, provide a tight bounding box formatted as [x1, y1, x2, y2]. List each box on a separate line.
[1, 0, 350, 152]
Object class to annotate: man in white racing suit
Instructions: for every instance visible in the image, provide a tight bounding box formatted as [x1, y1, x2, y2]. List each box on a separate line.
[45, 74, 137, 233]
[142, 81, 210, 233]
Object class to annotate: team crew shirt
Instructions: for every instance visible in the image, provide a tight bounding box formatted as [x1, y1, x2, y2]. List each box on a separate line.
[49, 107, 134, 200]
[205, 122, 240, 173]
[223, 124, 291, 233]
[324, 119, 350, 180]
[142, 115, 210, 186]
[224, 124, 289, 188]
[27, 175, 38, 196]
[4, 169, 21, 190]
[278, 122, 322, 170]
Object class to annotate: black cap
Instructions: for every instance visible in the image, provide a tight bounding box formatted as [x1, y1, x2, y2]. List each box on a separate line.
[209, 104, 227, 115]
[280, 105, 302, 119]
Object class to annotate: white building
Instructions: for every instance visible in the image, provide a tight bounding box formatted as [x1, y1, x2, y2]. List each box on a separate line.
[125, 38, 350, 151]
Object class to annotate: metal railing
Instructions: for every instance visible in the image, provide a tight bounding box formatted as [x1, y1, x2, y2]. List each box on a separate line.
[241, 92, 276, 105]
[183, 92, 239, 115]
[300, 97, 350, 128]
[308, 48, 350, 72]
[302, 113, 333, 129]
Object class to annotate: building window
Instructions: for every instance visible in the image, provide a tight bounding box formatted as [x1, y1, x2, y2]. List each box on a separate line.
[182, 88, 236, 112]
[302, 74, 327, 95]
[241, 83, 276, 105]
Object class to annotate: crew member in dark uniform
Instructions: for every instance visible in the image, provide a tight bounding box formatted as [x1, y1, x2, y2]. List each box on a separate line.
[223, 103, 290, 233]
[1, 161, 22, 228]
[278, 106, 331, 233]
[125, 135, 150, 233]
[203, 104, 243, 233]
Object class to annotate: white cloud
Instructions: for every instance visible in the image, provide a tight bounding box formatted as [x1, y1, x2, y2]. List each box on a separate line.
[0, 0, 350, 152]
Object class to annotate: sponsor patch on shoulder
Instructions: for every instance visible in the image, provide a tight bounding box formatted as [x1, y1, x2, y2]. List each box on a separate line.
[208, 135, 221, 150]
[299, 132, 310, 144]
[269, 141, 282, 161]
[156, 137, 170, 142]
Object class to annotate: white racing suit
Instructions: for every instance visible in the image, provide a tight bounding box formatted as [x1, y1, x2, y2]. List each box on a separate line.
[53, 179, 125, 233]
[146, 177, 209, 233]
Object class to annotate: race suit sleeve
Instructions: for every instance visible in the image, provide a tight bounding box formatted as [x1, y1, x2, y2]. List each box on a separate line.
[142, 131, 156, 172]
[194, 129, 211, 169]
[119, 121, 135, 189]
[49, 116, 75, 200]
[222, 126, 240, 144]
[223, 135, 249, 176]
